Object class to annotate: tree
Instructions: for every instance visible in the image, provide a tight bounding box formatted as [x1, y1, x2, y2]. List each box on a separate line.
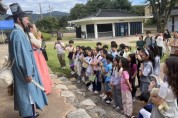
[70, 0, 132, 20]
[58, 16, 68, 29]
[36, 17, 58, 33]
[131, 5, 145, 15]
[70, 4, 89, 20]
[113, 0, 132, 10]
[147, 0, 177, 32]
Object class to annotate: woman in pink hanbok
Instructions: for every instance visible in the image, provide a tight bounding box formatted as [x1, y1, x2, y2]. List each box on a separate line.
[29, 24, 52, 94]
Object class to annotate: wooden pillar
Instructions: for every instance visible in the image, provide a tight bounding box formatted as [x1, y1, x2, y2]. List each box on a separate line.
[128, 22, 130, 36]
[112, 23, 116, 37]
[94, 23, 98, 39]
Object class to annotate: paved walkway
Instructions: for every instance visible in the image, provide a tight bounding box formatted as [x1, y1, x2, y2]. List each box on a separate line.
[0, 44, 74, 118]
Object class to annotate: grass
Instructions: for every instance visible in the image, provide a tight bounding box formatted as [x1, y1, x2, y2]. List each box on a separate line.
[46, 34, 168, 77]
[46, 41, 98, 77]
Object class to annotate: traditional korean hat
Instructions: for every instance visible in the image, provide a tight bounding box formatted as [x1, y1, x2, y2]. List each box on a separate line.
[6, 3, 32, 20]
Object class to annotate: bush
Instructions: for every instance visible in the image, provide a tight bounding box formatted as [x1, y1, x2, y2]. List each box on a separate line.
[42, 32, 52, 41]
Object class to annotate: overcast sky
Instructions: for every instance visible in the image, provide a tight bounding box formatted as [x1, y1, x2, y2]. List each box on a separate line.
[3, 0, 145, 14]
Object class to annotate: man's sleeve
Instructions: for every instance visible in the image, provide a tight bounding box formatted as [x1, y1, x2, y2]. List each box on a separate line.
[14, 32, 33, 78]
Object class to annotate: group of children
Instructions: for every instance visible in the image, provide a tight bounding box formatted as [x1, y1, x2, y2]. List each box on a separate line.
[53, 31, 178, 118]
[54, 33, 165, 117]
[62, 38, 162, 118]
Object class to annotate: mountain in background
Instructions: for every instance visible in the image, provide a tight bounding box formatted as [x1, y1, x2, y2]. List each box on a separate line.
[1, 11, 70, 21]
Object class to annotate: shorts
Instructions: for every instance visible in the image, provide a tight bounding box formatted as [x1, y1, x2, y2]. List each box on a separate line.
[105, 82, 112, 92]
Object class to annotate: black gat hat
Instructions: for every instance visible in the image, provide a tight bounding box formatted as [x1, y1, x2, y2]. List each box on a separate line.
[6, 3, 32, 20]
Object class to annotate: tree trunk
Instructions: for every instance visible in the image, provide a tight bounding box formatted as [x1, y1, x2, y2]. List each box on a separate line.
[156, 20, 163, 32]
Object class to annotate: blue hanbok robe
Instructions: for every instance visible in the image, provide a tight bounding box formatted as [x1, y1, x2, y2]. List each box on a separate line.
[8, 24, 48, 117]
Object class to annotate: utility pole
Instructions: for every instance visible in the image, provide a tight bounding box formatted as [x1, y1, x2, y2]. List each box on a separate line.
[39, 3, 43, 19]
[47, 3, 53, 17]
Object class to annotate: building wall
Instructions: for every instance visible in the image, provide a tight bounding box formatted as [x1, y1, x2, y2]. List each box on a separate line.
[145, 5, 152, 16]
[167, 16, 178, 32]
[175, 16, 178, 31]
[76, 19, 143, 38]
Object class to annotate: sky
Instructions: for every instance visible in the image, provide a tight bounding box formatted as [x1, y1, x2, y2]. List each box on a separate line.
[3, 0, 145, 14]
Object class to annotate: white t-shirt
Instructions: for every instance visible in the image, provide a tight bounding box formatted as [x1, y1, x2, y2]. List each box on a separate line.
[158, 82, 178, 118]
[55, 42, 65, 54]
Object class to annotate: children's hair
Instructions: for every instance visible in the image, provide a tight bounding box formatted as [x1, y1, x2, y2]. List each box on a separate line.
[111, 43, 118, 48]
[111, 41, 116, 45]
[128, 53, 137, 68]
[76, 45, 80, 48]
[81, 46, 86, 50]
[96, 42, 102, 46]
[106, 54, 113, 62]
[149, 45, 161, 58]
[103, 45, 108, 49]
[57, 37, 62, 40]
[102, 49, 108, 55]
[95, 47, 100, 52]
[125, 46, 131, 50]
[119, 43, 126, 50]
[115, 56, 122, 63]
[165, 56, 178, 98]
[85, 46, 92, 51]
[146, 30, 151, 34]
[140, 35, 143, 39]
[120, 58, 130, 72]
[69, 40, 74, 44]
[141, 49, 155, 68]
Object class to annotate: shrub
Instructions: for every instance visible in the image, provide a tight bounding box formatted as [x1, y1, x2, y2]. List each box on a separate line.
[42, 32, 52, 41]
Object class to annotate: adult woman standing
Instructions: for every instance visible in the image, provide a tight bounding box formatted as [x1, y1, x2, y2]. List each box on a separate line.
[151, 56, 178, 118]
[170, 31, 178, 56]
[29, 24, 52, 95]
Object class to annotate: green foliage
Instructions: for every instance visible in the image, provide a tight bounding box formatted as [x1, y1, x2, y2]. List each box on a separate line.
[70, 4, 89, 20]
[36, 16, 69, 33]
[147, 0, 177, 32]
[131, 5, 145, 15]
[58, 16, 69, 29]
[42, 32, 52, 41]
[144, 19, 157, 26]
[46, 41, 97, 77]
[36, 17, 58, 33]
[70, 0, 132, 20]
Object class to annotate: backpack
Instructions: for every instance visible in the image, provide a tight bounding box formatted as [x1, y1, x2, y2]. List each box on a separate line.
[68, 47, 74, 60]
[149, 36, 157, 47]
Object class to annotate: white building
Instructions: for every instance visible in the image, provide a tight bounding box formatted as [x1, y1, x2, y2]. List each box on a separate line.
[167, 6, 178, 32]
[68, 9, 152, 39]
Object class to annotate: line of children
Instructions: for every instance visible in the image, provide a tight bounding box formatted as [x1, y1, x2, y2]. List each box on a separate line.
[69, 39, 162, 118]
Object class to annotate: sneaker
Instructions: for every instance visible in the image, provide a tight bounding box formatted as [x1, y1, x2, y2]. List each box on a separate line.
[113, 104, 117, 108]
[77, 80, 81, 84]
[71, 71, 75, 75]
[94, 91, 99, 94]
[102, 95, 107, 100]
[100, 93, 105, 98]
[105, 99, 112, 104]
[115, 106, 120, 111]
[88, 85, 93, 91]
[111, 99, 114, 103]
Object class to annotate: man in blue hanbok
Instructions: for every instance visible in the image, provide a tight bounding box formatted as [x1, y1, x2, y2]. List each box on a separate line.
[6, 3, 48, 118]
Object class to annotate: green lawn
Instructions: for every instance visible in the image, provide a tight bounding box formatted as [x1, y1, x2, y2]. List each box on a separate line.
[46, 41, 99, 77]
[46, 36, 168, 77]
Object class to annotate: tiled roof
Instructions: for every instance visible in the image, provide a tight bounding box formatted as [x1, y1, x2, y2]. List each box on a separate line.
[90, 9, 142, 17]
